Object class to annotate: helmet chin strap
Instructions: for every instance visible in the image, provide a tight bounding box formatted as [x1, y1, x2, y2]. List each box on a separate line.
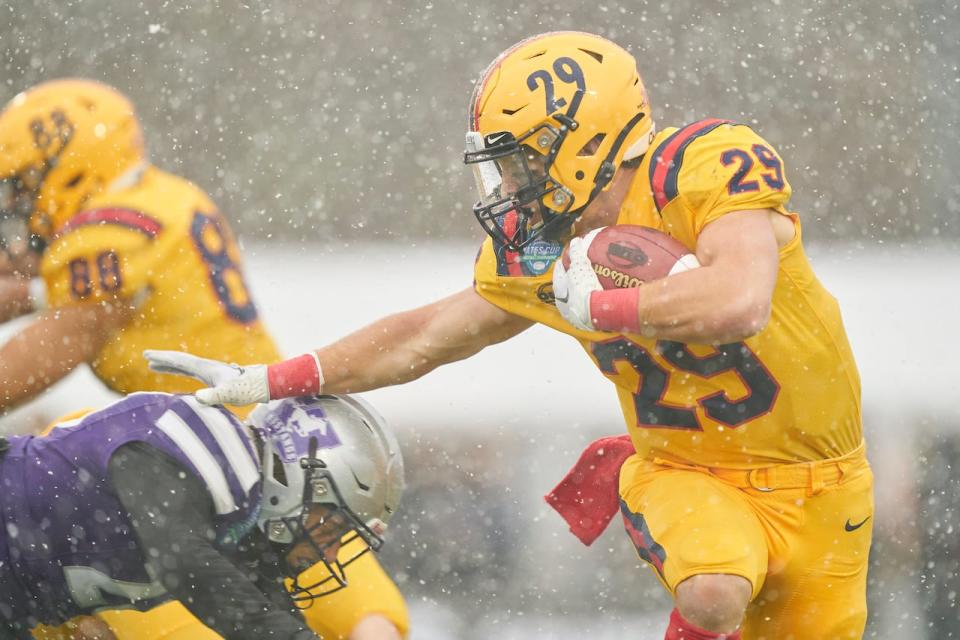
[622, 121, 656, 161]
[106, 161, 148, 193]
[541, 110, 650, 235]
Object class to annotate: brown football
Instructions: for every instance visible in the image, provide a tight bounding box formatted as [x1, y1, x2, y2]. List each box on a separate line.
[561, 225, 700, 289]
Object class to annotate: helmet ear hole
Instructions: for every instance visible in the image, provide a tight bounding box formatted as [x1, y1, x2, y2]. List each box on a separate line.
[64, 172, 84, 189]
[272, 453, 288, 486]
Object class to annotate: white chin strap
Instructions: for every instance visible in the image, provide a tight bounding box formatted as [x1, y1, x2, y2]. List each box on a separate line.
[622, 122, 656, 161]
[106, 161, 148, 193]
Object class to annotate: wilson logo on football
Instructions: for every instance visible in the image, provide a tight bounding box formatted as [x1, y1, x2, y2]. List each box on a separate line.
[607, 243, 648, 268]
[591, 264, 644, 288]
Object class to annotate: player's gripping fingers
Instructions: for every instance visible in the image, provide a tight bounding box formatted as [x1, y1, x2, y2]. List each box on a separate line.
[194, 364, 270, 406]
[554, 235, 602, 331]
[143, 349, 240, 386]
[553, 252, 591, 331]
[567, 234, 602, 291]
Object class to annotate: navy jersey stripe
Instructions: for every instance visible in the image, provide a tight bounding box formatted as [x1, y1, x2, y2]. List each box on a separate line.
[648, 119, 731, 213]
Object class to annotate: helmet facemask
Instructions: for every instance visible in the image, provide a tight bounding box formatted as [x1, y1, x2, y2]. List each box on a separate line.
[466, 117, 578, 253]
[273, 440, 387, 606]
[0, 173, 41, 262]
[0, 112, 73, 261]
[251, 395, 403, 608]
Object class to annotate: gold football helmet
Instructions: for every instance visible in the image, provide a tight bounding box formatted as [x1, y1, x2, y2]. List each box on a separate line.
[465, 32, 655, 251]
[0, 79, 145, 258]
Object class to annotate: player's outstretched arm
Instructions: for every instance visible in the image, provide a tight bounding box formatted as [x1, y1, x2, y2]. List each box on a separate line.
[316, 286, 532, 394]
[146, 286, 532, 405]
[0, 300, 134, 411]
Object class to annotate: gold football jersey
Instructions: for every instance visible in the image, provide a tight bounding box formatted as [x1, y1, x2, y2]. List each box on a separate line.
[40, 166, 281, 394]
[475, 120, 861, 468]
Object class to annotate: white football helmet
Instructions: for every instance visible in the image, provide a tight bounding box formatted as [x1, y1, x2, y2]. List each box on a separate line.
[249, 395, 404, 602]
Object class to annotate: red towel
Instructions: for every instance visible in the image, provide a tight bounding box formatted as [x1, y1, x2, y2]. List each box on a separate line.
[544, 434, 636, 546]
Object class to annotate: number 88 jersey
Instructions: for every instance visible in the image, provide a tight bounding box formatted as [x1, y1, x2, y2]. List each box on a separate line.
[40, 165, 281, 394]
[474, 120, 863, 469]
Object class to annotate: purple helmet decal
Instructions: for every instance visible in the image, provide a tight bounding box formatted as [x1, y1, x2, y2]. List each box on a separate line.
[259, 399, 342, 464]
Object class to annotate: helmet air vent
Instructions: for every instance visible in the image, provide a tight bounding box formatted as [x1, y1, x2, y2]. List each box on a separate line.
[272, 453, 288, 486]
[578, 48, 604, 63]
[64, 172, 84, 188]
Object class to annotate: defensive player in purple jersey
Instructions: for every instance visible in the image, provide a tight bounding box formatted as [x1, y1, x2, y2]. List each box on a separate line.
[0, 392, 404, 640]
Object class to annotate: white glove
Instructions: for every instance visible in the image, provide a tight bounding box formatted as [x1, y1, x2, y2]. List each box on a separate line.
[552, 230, 603, 331]
[144, 349, 270, 406]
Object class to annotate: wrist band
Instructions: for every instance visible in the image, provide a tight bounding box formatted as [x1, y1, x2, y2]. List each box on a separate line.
[267, 353, 324, 398]
[589, 287, 642, 334]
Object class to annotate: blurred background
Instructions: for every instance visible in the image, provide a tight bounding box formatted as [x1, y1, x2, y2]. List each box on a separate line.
[2, 1, 959, 638]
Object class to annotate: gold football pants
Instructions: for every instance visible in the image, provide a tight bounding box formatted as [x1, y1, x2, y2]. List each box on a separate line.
[618, 443, 873, 639]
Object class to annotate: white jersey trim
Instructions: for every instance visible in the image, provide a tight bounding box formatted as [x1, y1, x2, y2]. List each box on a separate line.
[155, 409, 237, 515]
[182, 397, 260, 494]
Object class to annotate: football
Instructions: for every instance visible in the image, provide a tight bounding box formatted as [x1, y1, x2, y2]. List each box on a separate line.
[562, 225, 700, 289]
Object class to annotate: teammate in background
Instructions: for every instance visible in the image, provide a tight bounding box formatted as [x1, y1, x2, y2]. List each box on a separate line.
[0, 81, 407, 640]
[0, 392, 404, 640]
[0, 78, 280, 408]
[148, 31, 872, 639]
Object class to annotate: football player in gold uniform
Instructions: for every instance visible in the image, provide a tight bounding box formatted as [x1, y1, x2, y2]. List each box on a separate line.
[0, 80, 407, 640]
[148, 31, 871, 639]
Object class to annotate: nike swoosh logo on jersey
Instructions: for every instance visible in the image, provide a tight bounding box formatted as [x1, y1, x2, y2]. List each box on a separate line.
[844, 516, 871, 532]
[554, 294, 569, 303]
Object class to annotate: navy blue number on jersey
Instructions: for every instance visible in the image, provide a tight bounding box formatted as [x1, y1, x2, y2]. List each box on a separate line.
[591, 338, 779, 429]
[721, 144, 785, 194]
[68, 251, 123, 299]
[190, 211, 259, 324]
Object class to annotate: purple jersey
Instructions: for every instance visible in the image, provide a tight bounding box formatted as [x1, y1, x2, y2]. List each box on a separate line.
[0, 392, 261, 626]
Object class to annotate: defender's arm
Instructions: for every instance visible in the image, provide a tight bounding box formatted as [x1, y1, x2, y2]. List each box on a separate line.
[110, 442, 319, 640]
